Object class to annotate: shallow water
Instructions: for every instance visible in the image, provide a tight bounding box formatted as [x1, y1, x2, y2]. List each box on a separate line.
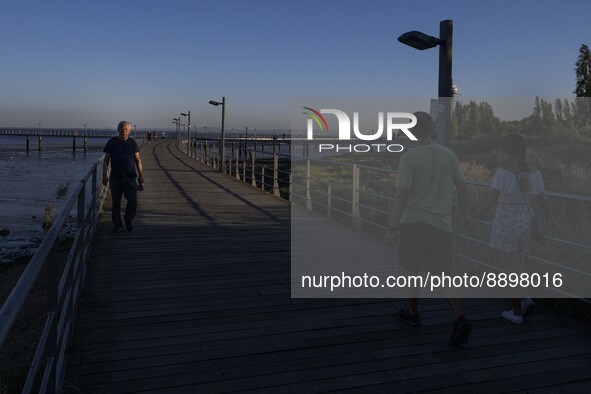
[0, 136, 108, 263]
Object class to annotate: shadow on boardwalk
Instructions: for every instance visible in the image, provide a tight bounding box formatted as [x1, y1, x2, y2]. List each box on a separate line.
[65, 141, 591, 393]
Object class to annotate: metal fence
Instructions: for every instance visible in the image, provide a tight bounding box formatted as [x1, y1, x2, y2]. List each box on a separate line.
[0, 158, 107, 393]
[185, 141, 591, 301]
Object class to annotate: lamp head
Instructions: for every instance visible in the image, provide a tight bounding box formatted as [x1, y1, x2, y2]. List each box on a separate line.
[209, 100, 220, 106]
[397, 31, 442, 50]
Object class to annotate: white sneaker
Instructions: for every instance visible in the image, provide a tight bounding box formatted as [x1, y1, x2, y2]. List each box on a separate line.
[521, 298, 535, 316]
[502, 309, 524, 324]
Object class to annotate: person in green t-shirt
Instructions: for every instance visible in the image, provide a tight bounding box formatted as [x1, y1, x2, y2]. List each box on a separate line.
[385, 111, 470, 346]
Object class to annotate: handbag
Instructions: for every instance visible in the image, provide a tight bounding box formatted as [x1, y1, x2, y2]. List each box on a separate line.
[511, 167, 545, 243]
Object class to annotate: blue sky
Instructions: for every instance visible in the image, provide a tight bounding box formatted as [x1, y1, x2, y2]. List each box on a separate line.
[1, 0, 590, 130]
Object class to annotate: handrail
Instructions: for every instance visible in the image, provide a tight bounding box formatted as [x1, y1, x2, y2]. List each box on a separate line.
[183, 141, 591, 300]
[0, 157, 107, 393]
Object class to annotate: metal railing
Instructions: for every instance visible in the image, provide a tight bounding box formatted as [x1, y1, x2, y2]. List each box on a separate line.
[185, 139, 291, 198]
[0, 158, 107, 393]
[182, 141, 591, 301]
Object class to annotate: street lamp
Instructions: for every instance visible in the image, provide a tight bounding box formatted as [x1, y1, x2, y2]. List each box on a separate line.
[398, 20, 453, 146]
[208, 97, 226, 173]
[172, 117, 180, 147]
[83, 123, 88, 151]
[181, 111, 191, 154]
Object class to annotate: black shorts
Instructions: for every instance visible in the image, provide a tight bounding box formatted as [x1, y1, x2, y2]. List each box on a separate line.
[398, 221, 453, 273]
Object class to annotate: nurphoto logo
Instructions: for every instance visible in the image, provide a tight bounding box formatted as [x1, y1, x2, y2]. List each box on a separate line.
[302, 107, 418, 153]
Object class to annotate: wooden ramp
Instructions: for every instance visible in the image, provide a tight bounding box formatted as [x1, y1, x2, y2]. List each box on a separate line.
[66, 141, 591, 393]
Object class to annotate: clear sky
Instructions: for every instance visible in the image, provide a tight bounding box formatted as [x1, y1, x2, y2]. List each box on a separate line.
[1, 0, 590, 130]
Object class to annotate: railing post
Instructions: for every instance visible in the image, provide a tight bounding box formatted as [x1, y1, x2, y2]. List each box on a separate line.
[261, 165, 266, 191]
[78, 180, 86, 229]
[251, 149, 257, 187]
[46, 241, 59, 393]
[273, 154, 279, 196]
[242, 154, 246, 183]
[306, 159, 312, 210]
[236, 157, 240, 180]
[328, 184, 332, 219]
[288, 174, 293, 202]
[90, 165, 98, 264]
[352, 165, 361, 230]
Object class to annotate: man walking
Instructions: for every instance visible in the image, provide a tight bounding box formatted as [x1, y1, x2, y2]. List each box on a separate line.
[385, 111, 470, 345]
[102, 121, 144, 232]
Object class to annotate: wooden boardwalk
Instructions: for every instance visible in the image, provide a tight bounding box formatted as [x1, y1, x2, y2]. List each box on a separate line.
[66, 140, 591, 393]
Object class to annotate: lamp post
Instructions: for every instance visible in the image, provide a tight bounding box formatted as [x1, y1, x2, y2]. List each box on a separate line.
[398, 20, 453, 146]
[84, 123, 87, 151]
[181, 111, 191, 154]
[208, 97, 226, 173]
[173, 117, 180, 148]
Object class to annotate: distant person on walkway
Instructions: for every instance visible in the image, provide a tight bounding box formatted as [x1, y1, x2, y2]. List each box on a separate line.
[102, 121, 144, 233]
[465, 133, 557, 324]
[384, 111, 471, 345]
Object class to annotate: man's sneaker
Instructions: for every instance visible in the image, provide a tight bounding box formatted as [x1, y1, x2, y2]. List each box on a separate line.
[502, 309, 524, 324]
[521, 298, 535, 317]
[450, 315, 471, 346]
[395, 308, 420, 327]
[125, 221, 133, 232]
[112, 224, 122, 233]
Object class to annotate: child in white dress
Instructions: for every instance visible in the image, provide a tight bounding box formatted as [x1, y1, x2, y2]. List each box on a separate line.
[466, 134, 557, 324]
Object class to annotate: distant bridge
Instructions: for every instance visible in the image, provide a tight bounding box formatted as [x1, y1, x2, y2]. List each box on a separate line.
[0, 128, 141, 151]
[0, 128, 118, 138]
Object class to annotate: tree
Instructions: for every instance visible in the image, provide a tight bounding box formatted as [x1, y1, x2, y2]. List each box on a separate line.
[563, 98, 574, 129]
[574, 45, 591, 131]
[574, 44, 591, 97]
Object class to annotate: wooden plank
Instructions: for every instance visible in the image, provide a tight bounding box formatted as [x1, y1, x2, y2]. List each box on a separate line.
[65, 141, 591, 393]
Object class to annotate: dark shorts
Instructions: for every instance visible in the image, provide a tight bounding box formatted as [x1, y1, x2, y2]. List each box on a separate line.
[399, 221, 453, 273]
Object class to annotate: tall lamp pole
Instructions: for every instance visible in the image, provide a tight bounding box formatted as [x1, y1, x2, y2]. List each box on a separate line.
[181, 111, 191, 154]
[208, 97, 226, 173]
[173, 117, 180, 148]
[398, 19, 453, 146]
